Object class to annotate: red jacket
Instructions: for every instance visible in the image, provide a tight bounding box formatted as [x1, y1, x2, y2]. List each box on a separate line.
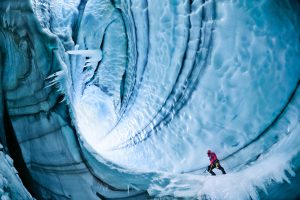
[208, 152, 217, 165]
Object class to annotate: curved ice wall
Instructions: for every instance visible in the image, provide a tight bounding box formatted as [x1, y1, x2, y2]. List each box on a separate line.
[0, 0, 300, 199]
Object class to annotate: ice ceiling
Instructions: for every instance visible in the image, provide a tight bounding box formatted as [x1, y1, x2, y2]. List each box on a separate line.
[0, 0, 300, 199]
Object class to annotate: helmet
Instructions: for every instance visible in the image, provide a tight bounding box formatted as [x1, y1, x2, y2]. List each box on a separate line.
[207, 150, 211, 154]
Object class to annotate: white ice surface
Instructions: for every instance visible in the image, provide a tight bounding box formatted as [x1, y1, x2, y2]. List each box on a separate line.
[37, 0, 300, 199]
[148, 118, 300, 199]
[71, 0, 300, 173]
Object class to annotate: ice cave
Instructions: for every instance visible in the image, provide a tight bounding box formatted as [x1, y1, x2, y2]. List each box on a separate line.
[0, 0, 300, 199]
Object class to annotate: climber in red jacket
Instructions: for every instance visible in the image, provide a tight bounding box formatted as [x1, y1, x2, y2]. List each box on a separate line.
[207, 150, 226, 175]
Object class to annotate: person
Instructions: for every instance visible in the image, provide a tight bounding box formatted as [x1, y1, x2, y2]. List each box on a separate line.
[207, 150, 226, 175]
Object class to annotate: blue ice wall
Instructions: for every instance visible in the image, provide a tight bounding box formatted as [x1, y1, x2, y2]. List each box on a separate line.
[0, 0, 300, 199]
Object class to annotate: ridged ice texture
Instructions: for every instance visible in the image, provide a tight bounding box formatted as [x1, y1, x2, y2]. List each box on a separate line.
[65, 0, 300, 198]
[68, 0, 300, 172]
[70, 0, 216, 171]
[1, 0, 300, 199]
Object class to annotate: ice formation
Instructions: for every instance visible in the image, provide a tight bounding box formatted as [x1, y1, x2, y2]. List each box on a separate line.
[0, 144, 33, 199]
[0, 0, 300, 199]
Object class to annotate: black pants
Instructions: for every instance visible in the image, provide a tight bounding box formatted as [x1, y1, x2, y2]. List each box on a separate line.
[207, 160, 226, 175]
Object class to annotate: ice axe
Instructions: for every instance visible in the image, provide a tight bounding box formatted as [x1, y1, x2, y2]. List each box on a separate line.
[201, 164, 212, 175]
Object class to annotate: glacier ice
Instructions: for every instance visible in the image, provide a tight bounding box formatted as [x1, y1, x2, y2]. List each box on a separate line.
[0, 0, 300, 199]
[0, 144, 33, 200]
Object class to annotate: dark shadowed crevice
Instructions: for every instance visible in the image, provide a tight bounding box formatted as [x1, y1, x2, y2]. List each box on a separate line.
[3, 101, 38, 199]
[73, 0, 88, 42]
[120, 71, 126, 104]
[0, 52, 7, 148]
